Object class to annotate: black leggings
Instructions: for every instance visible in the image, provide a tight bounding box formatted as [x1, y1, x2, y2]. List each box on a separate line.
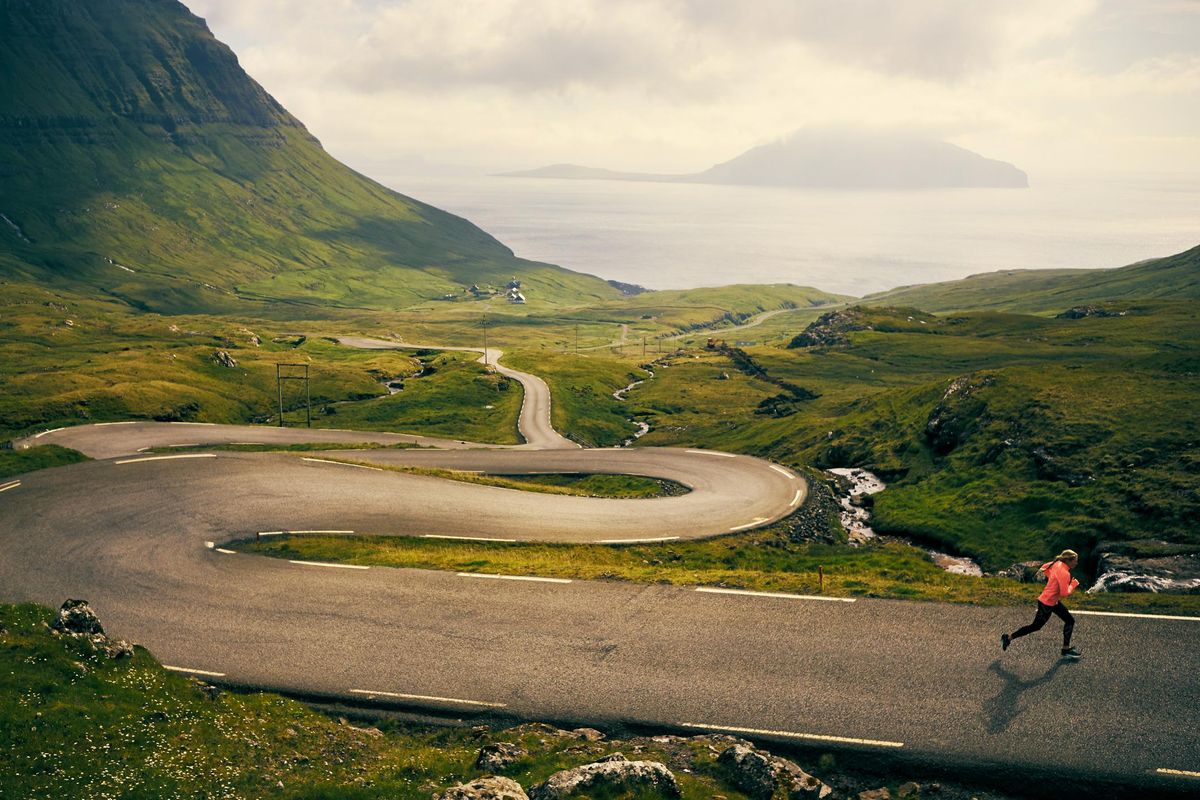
[1011, 601, 1075, 647]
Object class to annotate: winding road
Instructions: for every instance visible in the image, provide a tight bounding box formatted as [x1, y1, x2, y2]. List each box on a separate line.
[3, 341, 1198, 797]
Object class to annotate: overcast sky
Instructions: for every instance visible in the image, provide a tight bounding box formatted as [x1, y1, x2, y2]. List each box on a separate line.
[185, 0, 1200, 178]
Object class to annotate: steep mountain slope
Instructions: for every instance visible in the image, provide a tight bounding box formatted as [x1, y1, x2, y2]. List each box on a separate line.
[0, 0, 619, 313]
[861, 244, 1200, 313]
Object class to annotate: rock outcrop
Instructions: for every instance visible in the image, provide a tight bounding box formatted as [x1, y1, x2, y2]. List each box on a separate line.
[51, 598, 105, 636]
[529, 753, 681, 800]
[1089, 548, 1200, 594]
[1056, 306, 1126, 319]
[436, 776, 529, 800]
[49, 599, 134, 659]
[717, 744, 832, 799]
[476, 742, 528, 772]
[924, 374, 993, 454]
[997, 561, 1047, 583]
[1031, 446, 1093, 486]
[211, 350, 238, 368]
[788, 308, 871, 349]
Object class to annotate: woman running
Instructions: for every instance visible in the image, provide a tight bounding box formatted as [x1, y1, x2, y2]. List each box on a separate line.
[1001, 549, 1082, 659]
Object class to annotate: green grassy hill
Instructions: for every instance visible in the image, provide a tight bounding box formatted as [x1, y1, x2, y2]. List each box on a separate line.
[612, 302, 1200, 572]
[0, 0, 620, 313]
[861, 245, 1200, 313]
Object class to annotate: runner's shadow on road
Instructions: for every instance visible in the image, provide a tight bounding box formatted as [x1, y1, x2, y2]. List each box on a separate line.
[985, 659, 1071, 735]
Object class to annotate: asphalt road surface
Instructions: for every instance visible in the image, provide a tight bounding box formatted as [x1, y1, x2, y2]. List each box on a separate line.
[3, 344, 1198, 797]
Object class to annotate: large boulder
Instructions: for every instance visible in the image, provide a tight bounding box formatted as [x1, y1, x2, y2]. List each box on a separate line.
[997, 561, 1047, 583]
[211, 349, 238, 368]
[437, 777, 528, 800]
[718, 744, 832, 799]
[50, 599, 105, 636]
[49, 599, 133, 659]
[529, 753, 681, 800]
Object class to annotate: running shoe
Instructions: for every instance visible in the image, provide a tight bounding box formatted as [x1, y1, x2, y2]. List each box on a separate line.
[1061, 646, 1082, 659]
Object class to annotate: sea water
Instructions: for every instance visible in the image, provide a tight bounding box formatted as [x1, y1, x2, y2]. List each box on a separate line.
[382, 171, 1199, 297]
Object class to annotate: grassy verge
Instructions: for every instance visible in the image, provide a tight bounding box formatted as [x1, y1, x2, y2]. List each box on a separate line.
[0, 444, 89, 480]
[234, 530, 1200, 614]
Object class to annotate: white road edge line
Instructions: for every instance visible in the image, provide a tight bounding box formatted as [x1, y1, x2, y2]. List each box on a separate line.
[289, 560, 370, 570]
[205, 541, 215, 549]
[114, 454, 217, 465]
[769, 465, 796, 479]
[457, 572, 572, 584]
[422, 534, 517, 543]
[791, 490, 803, 507]
[164, 665, 226, 677]
[596, 536, 681, 544]
[1074, 610, 1200, 622]
[291, 530, 354, 534]
[301, 457, 384, 471]
[696, 587, 856, 604]
[34, 427, 65, 438]
[0, 481, 20, 493]
[1156, 768, 1200, 779]
[348, 689, 506, 708]
[729, 517, 769, 532]
[685, 449, 737, 458]
[258, 531, 287, 536]
[95, 421, 138, 426]
[680, 722, 902, 748]
[215, 548, 236, 555]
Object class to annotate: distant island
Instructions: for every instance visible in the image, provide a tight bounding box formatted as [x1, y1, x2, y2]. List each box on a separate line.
[502, 129, 1028, 189]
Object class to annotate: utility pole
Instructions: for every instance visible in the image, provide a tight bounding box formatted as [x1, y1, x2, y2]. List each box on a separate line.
[642, 336, 646, 358]
[276, 363, 311, 427]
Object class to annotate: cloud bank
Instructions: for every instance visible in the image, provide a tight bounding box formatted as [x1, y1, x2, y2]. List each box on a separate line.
[187, 0, 1200, 175]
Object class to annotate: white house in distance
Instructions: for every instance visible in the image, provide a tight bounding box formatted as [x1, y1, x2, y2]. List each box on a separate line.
[506, 276, 526, 304]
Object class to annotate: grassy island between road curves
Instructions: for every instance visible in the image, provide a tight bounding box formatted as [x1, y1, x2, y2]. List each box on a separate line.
[236, 532, 1200, 615]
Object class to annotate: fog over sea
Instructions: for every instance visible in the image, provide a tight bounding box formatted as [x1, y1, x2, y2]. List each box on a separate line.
[384, 172, 1199, 297]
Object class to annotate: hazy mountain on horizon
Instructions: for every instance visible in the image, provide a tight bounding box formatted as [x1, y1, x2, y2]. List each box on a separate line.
[502, 129, 1028, 189]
